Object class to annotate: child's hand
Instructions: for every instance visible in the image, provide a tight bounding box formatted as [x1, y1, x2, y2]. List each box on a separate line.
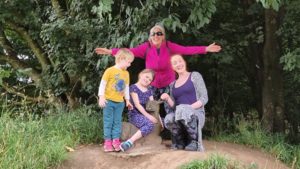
[160, 93, 170, 101]
[126, 101, 133, 110]
[147, 115, 158, 124]
[98, 96, 107, 108]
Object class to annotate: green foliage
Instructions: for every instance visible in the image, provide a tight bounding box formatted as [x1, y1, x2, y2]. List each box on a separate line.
[256, 0, 282, 10]
[0, 67, 11, 85]
[280, 48, 300, 71]
[186, 0, 216, 29]
[0, 0, 218, 111]
[181, 154, 228, 169]
[0, 0, 299, 142]
[92, 0, 114, 21]
[0, 106, 102, 169]
[227, 118, 272, 148]
[213, 118, 300, 168]
[180, 153, 257, 169]
[279, 0, 300, 82]
[278, 0, 300, 140]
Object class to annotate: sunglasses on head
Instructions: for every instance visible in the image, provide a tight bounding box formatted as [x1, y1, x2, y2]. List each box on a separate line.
[151, 32, 164, 36]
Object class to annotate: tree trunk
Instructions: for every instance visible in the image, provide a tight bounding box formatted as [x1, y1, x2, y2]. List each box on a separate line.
[241, 0, 264, 118]
[261, 8, 285, 133]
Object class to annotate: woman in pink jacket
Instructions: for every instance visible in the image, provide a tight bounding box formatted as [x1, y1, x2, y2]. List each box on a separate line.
[95, 23, 221, 114]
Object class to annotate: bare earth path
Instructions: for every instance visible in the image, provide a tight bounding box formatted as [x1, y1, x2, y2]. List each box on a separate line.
[55, 140, 290, 169]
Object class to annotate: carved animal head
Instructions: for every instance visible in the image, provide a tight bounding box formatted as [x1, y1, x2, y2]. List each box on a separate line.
[145, 100, 163, 114]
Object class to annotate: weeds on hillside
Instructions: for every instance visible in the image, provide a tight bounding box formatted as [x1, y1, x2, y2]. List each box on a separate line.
[180, 153, 258, 169]
[213, 118, 300, 169]
[0, 105, 102, 169]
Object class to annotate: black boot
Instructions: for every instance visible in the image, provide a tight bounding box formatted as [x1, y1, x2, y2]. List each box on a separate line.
[185, 140, 198, 151]
[171, 134, 185, 150]
[183, 116, 198, 151]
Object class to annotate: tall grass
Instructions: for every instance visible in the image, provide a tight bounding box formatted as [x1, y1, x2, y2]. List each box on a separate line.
[213, 119, 300, 169]
[0, 106, 102, 169]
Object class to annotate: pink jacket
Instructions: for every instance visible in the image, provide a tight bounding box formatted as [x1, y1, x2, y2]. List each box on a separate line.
[112, 41, 207, 89]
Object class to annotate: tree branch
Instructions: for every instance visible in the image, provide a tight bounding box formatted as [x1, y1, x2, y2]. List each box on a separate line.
[51, 0, 64, 18]
[0, 25, 18, 56]
[5, 21, 52, 71]
[0, 27, 42, 83]
[0, 53, 42, 82]
[1, 83, 48, 103]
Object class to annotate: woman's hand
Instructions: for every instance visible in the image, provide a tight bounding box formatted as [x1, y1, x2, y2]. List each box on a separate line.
[206, 43, 221, 53]
[160, 93, 174, 107]
[160, 93, 170, 101]
[94, 48, 112, 55]
[191, 100, 203, 110]
[98, 96, 107, 108]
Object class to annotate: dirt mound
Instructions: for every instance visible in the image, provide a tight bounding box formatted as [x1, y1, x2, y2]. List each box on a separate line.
[55, 140, 289, 169]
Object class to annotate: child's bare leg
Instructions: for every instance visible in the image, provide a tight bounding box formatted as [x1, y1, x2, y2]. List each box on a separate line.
[120, 130, 142, 152]
[128, 130, 143, 143]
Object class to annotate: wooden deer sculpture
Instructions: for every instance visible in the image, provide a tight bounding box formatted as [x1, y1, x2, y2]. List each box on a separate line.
[143, 99, 164, 145]
[121, 100, 164, 146]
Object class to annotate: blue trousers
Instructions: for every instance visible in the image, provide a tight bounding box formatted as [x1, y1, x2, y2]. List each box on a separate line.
[103, 100, 125, 140]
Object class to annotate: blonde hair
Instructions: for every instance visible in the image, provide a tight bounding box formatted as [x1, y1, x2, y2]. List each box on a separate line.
[138, 69, 155, 81]
[115, 48, 134, 63]
[148, 23, 166, 43]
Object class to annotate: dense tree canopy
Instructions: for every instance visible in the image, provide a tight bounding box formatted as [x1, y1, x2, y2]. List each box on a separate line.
[0, 0, 299, 140]
[0, 0, 217, 108]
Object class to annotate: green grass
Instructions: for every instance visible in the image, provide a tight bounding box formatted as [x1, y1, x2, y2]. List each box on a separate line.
[180, 153, 258, 169]
[0, 106, 102, 169]
[213, 119, 300, 169]
[1, 105, 298, 169]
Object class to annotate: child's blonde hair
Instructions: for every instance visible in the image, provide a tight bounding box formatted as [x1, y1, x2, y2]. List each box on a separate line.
[138, 69, 155, 81]
[115, 48, 134, 63]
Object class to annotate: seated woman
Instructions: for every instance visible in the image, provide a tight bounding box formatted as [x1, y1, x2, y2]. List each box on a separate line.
[160, 54, 208, 151]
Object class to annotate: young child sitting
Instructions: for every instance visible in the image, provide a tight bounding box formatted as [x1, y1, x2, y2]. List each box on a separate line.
[120, 69, 159, 151]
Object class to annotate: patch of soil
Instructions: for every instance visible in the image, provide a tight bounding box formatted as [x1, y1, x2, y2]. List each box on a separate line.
[55, 140, 289, 169]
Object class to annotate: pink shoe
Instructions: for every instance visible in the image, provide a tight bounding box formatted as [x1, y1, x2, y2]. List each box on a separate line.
[104, 139, 113, 152]
[112, 138, 121, 151]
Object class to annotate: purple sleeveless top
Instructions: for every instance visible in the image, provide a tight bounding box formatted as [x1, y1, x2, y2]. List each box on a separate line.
[172, 74, 197, 105]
